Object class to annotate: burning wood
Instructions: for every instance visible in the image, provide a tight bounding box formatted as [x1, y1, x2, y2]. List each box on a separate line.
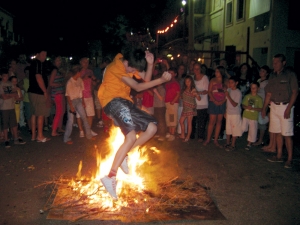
[43, 126, 225, 222]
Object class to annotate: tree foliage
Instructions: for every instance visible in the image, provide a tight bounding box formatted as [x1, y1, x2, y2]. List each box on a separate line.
[102, 15, 129, 55]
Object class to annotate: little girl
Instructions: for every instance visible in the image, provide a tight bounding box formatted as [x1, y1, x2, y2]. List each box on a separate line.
[9, 76, 23, 125]
[178, 75, 200, 142]
[204, 66, 227, 148]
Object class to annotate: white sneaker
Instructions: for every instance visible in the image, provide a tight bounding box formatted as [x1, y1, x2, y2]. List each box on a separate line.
[158, 137, 165, 141]
[91, 130, 98, 137]
[165, 133, 171, 138]
[100, 176, 118, 199]
[120, 156, 129, 174]
[167, 134, 175, 141]
[79, 131, 84, 138]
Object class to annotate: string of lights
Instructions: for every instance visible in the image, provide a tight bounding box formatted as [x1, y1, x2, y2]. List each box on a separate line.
[157, 16, 179, 34]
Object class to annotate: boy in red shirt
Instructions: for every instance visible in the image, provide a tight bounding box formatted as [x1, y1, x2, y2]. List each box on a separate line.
[163, 67, 181, 141]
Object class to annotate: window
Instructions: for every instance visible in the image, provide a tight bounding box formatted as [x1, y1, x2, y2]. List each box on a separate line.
[194, 0, 206, 14]
[254, 12, 270, 32]
[236, 0, 245, 21]
[226, 1, 233, 26]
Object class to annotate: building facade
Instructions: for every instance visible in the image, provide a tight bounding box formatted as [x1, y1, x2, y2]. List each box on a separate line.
[191, 0, 300, 71]
[0, 7, 18, 45]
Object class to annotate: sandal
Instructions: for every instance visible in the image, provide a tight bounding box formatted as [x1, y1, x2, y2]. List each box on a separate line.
[36, 137, 51, 143]
[183, 138, 189, 142]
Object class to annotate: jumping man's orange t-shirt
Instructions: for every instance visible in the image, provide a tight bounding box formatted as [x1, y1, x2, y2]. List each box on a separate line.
[98, 53, 140, 108]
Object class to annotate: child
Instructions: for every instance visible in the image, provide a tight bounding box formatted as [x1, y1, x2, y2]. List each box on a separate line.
[9, 76, 23, 126]
[241, 82, 263, 150]
[224, 76, 242, 151]
[98, 48, 171, 199]
[178, 75, 200, 142]
[63, 65, 97, 144]
[22, 66, 32, 133]
[164, 67, 181, 141]
[253, 65, 270, 147]
[204, 66, 227, 148]
[0, 71, 26, 148]
[153, 64, 167, 141]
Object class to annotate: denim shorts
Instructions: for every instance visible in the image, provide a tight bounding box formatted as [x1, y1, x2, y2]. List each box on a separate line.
[103, 98, 157, 135]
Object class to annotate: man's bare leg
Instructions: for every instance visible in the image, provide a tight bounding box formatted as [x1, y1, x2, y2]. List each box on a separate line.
[31, 115, 37, 140]
[37, 116, 45, 140]
[285, 136, 293, 162]
[109, 122, 157, 174]
[276, 133, 284, 159]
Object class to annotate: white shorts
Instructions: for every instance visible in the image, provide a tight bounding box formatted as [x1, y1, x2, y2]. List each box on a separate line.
[269, 102, 294, 136]
[226, 114, 242, 137]
[84, 97, 95, 117]
[242, 117, 258, 143]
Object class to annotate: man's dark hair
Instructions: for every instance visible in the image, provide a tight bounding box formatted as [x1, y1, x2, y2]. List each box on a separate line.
[9, 75, 17, 82]
[168, 67, 178, 74]
[229, 76, 239, 83]
[24, 66, 30, 73]
[213, 58, 220, 66]
[273, 54, 286, 63]
[103, 56, 112, 64]
[260, 65, 270, 74]
[251, 80, 260, 88]
[122, 47, 146, 72]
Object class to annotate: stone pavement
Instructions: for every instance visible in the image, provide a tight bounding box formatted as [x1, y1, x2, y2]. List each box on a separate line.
[0, 126, 299, 225]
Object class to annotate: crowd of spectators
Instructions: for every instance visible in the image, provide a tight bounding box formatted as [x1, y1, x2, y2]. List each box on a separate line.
[0, 50, 298, 169]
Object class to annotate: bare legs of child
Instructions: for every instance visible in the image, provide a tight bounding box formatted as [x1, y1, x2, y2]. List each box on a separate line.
[203, 114, 223, 148]
[179, 115, 193, 142]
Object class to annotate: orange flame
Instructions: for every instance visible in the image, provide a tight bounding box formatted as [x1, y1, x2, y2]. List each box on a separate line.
[69, 126, 158, 210]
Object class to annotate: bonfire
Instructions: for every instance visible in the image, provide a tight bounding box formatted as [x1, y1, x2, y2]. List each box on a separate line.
[43, 126, 224, 222]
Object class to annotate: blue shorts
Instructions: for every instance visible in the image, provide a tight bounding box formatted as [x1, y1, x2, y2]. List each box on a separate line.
[103, 98, 157, 135]
[207, 101, 226, 115]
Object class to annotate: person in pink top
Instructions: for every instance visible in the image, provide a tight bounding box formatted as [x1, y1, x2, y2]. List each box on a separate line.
[164, 67, 181, 141]
[204, 66, 227, 148]
[141, 88, 154, 115]
[77, 57, 98, 137]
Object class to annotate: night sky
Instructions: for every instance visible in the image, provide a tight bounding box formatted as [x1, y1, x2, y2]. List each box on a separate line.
[1, 0, 181, 55]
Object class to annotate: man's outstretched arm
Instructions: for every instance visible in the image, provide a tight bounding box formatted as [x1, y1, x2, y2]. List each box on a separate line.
[122, 72, 171, 92]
